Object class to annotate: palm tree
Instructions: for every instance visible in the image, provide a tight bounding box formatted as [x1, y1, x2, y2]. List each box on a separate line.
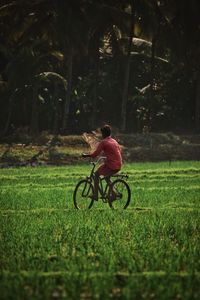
[53, 0, 90, 132]
[87, 0, 131, 129]
[120, 0, 171, 131]
[120, 1, 135, 132]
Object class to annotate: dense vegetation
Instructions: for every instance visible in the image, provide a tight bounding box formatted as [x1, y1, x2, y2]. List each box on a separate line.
[0, 0, 200, 136]
[0, 161, 200, 299]
[1, 132, 200, 166]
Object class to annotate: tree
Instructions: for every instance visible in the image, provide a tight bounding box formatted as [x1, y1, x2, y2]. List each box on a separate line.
[31, 72, 67, 134]
[120, 1, 135, 132]
[1, 0, 200, 134]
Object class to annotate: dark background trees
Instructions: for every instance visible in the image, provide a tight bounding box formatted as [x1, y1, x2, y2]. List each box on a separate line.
[0, 0, 200, 136]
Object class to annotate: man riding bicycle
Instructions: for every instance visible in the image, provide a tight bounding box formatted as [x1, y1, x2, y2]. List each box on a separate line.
[82, 124, 122, 200]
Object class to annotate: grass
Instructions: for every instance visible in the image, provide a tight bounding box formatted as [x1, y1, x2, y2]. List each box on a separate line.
[0, 161, 200, 299]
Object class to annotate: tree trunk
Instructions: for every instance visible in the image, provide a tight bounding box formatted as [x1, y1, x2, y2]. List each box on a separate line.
[91, 36, 100, 129]
[53, 83, 59, 134]
[195, 71, 200, 132]
[3, 92, 15, 136]
[150, 37, 156, 100]
[30, 86, 39, 135]
[148, 35, 156, 131]
[121, 1, 135, 132]
[148, 22, 160, 131]
[62, 47, 73, 132]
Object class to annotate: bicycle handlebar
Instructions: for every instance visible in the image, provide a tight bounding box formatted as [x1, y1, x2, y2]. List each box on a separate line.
[91, 156, 106, 165]
[83, 155, 128, 179]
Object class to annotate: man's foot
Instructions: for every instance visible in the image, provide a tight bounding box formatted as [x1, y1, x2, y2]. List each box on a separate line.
[110, 192, 117, 202]
[109, 191, 123, 202]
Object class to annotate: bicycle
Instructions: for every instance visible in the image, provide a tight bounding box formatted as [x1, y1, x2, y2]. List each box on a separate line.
[73, 157, 131, 209]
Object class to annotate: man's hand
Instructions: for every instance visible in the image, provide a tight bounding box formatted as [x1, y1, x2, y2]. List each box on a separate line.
[82, 153, 90, 158]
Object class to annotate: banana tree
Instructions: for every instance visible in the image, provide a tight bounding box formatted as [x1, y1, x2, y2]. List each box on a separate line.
[31, 72, 67, 135]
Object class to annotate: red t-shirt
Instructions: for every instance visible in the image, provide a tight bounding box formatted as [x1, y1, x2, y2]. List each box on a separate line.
[90, 136, 122, 170]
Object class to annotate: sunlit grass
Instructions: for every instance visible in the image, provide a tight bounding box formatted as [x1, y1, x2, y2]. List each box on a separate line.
[0, 161, 200, 299]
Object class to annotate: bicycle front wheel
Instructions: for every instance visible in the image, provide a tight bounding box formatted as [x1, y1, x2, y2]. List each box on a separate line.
[108, 179, 131, 209]
[73, 179, 94, 209]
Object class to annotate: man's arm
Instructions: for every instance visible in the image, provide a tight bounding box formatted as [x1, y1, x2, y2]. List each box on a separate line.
[82, 141, 104, 158]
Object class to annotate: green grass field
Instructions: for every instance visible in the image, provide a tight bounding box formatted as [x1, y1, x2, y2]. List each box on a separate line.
[0, 161, 200, 299]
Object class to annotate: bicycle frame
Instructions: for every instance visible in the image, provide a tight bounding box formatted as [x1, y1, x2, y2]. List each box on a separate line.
[85, 156, 129, 202]
[86, 156, 110, 201]
[73, 156, 130, 209]
[87, 156, 106, 180]
[98, 176, 110, 200]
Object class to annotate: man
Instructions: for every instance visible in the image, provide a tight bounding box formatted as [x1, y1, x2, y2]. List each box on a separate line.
[82, 125, 122, 200]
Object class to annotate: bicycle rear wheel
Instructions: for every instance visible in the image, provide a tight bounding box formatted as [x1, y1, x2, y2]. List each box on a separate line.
[108, 179, 131, 209]
[73, 179, 94, 209]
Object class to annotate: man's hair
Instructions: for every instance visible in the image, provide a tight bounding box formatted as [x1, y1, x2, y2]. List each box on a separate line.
[101, 124, 111, 137]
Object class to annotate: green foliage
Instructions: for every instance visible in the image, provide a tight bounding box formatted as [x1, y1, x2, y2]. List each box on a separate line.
[0, 0, 200, 133]
[0, 161, 200, 299]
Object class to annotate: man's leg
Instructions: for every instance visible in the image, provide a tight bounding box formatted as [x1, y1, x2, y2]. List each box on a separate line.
[104, 169, 120, 200]
[104, 175, 112, 186]
[104, 175, 116, 199]
[93, 164, 110, 200]
[93, 165, 120, 200]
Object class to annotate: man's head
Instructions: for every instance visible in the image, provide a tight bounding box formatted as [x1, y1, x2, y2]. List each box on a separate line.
[101, 124, 111, 138]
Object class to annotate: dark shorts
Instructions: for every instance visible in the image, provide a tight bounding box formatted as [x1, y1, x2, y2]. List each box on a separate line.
[97, 164, 120, 177]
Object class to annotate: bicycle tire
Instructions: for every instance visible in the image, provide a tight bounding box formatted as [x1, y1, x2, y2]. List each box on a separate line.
[108, 179, 131, 209]
[73, 179, 94, 209]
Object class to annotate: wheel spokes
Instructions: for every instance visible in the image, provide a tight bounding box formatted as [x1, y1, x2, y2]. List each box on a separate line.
[74, 181, 94, 209]
[109, 180, 130, 209]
